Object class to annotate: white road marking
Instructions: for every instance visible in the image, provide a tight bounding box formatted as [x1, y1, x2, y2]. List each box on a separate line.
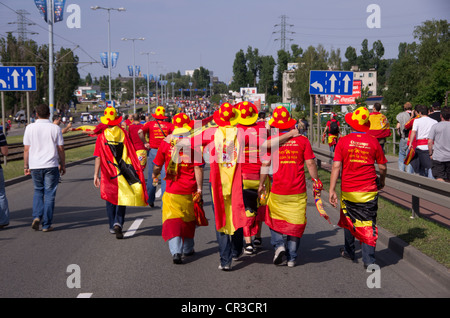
[156, 188, 161, 198]
[77, 293, 93, 298]
[124, 218, 144, 238]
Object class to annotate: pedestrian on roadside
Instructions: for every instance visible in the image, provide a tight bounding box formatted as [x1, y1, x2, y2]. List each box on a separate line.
[408, 104, 438, 178]
[323, 113, 340, 157]
[368, 102, 391, 153]
[138, 106, 174, 207]
[259, 106, 321, 267]
[396, 102, 413, 172]
[128, 113, 147, 171]
[23, 104, 65, 232]
[0, 129, 10, 229]
[93, 106, 148, 239]
[152, 113, 204, 264]
[428, 102, 442, 123]
[428, 106, 450, 182]
[329, 106, 387, 269]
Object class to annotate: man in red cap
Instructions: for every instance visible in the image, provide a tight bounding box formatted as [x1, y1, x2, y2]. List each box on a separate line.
[329, 106, 387, 268]
[93, 106, 148, 239]
[152, 113, 204, 264]
[258, 106, 321, 267]
[235, 101, 268, 255]
[138, 106, 174, 207]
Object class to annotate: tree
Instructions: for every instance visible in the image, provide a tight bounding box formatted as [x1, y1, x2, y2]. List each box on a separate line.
[246, 46, 261, 87]
[54, 47, 80, 110]
[258, 55, 276, 96]
[343, 46, 357, 70]
[230, 49, 248, 91]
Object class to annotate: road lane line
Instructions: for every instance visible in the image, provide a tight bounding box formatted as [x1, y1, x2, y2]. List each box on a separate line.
[124, 218, 144, 238]
[156, 188, 161, 198]
[77, 293, 93, 298]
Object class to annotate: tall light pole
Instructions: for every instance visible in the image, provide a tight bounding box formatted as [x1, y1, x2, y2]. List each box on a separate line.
[91, 6, 126, 102]
[141, 51, 155, 114]
[122, 37, 144, 113]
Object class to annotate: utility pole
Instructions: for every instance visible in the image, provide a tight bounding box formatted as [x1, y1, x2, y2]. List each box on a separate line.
[8, 10, 38, 42]
[273, 15, 295, 51]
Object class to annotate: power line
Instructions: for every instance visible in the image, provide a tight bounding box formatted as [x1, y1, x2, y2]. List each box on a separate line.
[272, 15, 295, 51]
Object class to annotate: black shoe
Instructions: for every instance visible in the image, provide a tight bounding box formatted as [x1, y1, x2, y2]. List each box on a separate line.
[183, 250, 195, 257]
[173, 253, 183, 264]
[253, 237, 262, 246]
[340, 248, 354, 261]
[149, 202, 154, 208]
[114, 225, 123, 239]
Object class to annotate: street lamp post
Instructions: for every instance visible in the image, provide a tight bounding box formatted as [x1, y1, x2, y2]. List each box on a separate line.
[91, 6, 126, 102]
[141, 51, 155, 114]
[122, 37, 144, 113]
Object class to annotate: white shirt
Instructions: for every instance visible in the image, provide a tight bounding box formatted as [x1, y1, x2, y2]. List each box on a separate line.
[23, 119, 64, 169]
[412, 116, 438, 150]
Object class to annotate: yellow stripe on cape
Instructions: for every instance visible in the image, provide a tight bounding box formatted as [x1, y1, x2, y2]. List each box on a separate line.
[267, 192, 307, 225]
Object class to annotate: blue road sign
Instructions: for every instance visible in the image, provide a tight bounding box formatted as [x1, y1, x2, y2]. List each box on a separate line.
[309, 70, 353, 96]
[0, 66, 37, 91]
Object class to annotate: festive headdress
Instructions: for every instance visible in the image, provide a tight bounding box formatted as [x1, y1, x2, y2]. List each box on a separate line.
[213, 102, 241, 126]
[345, 106, 371, 132]
[100, 106, 122, 126]
[172, 112, 193, 135]
[268, 106, 296, 129]
[152, 106, 168, 120]
[236, 101, 258, 126]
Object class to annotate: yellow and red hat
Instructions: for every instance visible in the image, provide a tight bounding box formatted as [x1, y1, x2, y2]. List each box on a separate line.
[345, 106, 371, 132]
[213, 102, 241, 127]
[172, 112, 193, 135]
[100, 106, 122, 126]
[236, 101, 258, 126]
[268, 106, 296, 129]
[152, 106, 168, 120]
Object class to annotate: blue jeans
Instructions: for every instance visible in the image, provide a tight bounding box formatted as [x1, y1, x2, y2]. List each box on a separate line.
[216, 228, 243, 266]
[147, 148, 166, 205]
[30, 167, 60, 230]
[344, 228, 375, 265]
[168, 236, 194, 256]
[0, 169, 10, 226]
[270, 229, 300, 262]
[398, 138, 413, 173]
[106, 201, 126, 230]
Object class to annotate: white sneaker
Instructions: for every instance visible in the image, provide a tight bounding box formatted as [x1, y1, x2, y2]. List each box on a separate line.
[273, 246, 286, 265]
[218, 263, 232, 271]
[287, 260, 296, 267]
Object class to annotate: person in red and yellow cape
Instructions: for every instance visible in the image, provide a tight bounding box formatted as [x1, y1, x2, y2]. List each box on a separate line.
[329, 106, 387, 268]
[323, 113, 340, 155]
[235, 101, 268, 255]
[152, 113, 204, 264]
[93, 107, 148, 239]
[190, 102, 246, 270]
[138, 106, 174, 207]
[258, 106, 321, 267]
[368, 102, 391, 153]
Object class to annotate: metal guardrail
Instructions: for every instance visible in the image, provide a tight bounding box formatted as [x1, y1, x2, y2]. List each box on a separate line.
[312, 145, 450, 222]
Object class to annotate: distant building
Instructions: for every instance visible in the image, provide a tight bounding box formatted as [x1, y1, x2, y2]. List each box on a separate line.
[351, 66, 377, 96]
[282, 63, 298, 103]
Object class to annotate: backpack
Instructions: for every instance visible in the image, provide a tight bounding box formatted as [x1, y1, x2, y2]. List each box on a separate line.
[329, 120, 339, 135]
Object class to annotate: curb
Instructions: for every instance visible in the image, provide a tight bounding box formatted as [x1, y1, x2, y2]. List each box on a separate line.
[310, 181, 450, 289]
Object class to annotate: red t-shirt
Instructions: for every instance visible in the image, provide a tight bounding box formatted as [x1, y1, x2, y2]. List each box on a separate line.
[269, 134, 315, 195]
[333, 132, 387, 193]
[153, 140, 204, 195]
[141, 120, 174, 149]
[237, 122, 267, 179]
[127, 122, 145, 151]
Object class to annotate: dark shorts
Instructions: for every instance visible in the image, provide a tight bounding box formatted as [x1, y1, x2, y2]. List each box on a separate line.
[431, 160, 450, 180]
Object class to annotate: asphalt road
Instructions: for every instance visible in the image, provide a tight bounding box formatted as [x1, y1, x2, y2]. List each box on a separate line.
[0, 160, 449, 301]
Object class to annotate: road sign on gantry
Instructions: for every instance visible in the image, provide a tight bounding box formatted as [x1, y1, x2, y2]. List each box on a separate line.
[309, 70, 353, 96]
[0, 66, 37, 91]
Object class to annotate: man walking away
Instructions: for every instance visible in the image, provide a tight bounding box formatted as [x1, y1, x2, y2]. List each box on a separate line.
[396, 102, 413, 172]
[329, 107, 387, 269]
[23, 104, 65, 232]
[0, 129, 10, 228]
[428, 106, 450, 182]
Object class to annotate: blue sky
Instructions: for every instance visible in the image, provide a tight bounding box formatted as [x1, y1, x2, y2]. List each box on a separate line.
[0, 0, 449, 85]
